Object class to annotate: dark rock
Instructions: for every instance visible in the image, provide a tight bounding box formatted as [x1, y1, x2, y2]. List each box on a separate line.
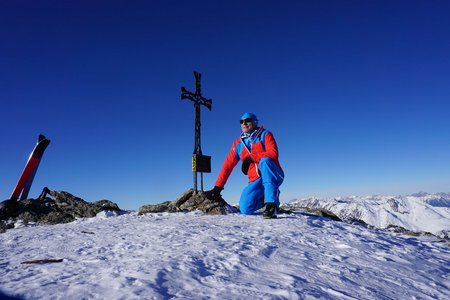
[0, 221, 6, 233]
[93, 200, 121, 211]
[139, 189, 237, 215]
[40, 211, 76, 225]
[348, 218, 370, 227]
[300, 207, 342, 222]
[0, 200, 19, 219]
[0, 221, 14, 233]
[0, 190, 122, 232]
[139, 201, 181, 214]
[385, 224, 437, 238]
[49, 191, 98, 218]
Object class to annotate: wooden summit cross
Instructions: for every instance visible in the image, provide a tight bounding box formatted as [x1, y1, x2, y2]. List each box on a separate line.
[181, 71, 212, 191]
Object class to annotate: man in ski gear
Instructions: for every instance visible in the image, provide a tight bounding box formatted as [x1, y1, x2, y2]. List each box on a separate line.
[206, 113, 284, 218]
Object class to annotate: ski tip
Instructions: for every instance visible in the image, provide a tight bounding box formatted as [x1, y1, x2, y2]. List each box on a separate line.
[38, 134, 51, 144]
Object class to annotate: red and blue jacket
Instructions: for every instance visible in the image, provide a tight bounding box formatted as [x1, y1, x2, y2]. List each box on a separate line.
[215, 125, 283, 188]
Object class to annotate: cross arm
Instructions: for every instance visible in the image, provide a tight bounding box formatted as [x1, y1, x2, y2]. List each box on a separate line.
[199, 96, 212, 110]
[181, 87, 195, 101]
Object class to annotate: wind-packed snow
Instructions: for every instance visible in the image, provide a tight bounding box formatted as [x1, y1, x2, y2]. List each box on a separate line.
[1, 210, 449, 299]
[288, 192, 450, 239]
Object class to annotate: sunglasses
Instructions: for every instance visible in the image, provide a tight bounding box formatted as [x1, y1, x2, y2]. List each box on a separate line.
[240, 118, 253, 124]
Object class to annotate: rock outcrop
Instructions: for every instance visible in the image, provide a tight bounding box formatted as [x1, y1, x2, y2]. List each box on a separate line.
[0, 190, 121, 233]
[139, 189, 237, 215]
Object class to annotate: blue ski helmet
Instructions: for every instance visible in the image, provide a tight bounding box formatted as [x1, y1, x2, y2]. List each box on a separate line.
[240, 112, 258, 125]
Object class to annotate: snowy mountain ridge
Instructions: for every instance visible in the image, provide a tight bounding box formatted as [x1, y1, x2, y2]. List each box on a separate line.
[287, 192, 450, 239]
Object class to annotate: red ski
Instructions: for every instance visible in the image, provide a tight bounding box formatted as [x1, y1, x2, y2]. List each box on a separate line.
[10, 135, 50, 201]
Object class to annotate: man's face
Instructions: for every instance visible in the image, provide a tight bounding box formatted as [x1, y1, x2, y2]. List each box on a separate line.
[240, 118, 256, 135]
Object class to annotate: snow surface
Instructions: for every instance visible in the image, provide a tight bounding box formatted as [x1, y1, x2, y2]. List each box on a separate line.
[288, 193, 450, 239]
[1, 210, 449, 299]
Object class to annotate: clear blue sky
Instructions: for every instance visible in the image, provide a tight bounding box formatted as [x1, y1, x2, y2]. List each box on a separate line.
[1, 1, 449, 210]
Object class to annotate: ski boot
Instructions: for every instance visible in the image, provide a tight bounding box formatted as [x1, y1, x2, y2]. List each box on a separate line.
[263, 202, 277, 219]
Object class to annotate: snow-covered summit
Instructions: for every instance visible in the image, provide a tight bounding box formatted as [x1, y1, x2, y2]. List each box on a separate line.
[288, 192, 450, 239]
[1, 210, 449, 299]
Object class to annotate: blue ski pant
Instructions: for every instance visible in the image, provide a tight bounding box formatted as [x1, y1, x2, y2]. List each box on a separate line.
[239, 157, 284, 215]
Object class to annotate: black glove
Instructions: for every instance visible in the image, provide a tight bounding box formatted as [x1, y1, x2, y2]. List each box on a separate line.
[241, 157, 253, 175]
[205, 186, 223, 200]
